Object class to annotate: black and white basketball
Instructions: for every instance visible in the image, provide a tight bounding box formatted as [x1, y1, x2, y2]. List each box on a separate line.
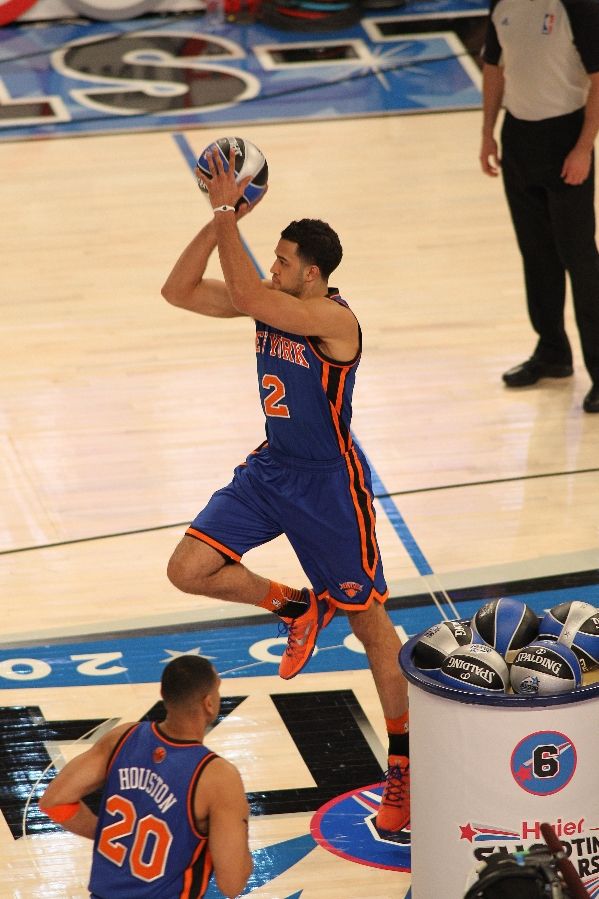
[437, 643, 509, 693]
[413, 620, 474, 670]
[471, 598, 539, 662]
[196, 137, 268, 207]
[538, 601, 599, 673]
[510, 640, 582, 696]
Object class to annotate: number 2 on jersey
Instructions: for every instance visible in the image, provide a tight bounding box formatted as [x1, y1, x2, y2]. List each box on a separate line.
[262, 374, 290, 418]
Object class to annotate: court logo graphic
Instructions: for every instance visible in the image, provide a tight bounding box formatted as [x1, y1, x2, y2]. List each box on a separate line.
[310, 784, 410, 872]
[510, 730, 577, 796]
[0, 0, 37, 25]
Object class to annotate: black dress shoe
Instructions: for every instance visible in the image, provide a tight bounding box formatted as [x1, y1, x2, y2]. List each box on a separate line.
[502, 358, 573, 387]
[583, 384, 599, 413]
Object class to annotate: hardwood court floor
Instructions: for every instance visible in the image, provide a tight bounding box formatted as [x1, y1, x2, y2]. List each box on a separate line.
[1, 110, 599, 898]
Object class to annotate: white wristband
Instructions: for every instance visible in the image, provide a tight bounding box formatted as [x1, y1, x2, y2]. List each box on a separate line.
[213, 205, 236, 214]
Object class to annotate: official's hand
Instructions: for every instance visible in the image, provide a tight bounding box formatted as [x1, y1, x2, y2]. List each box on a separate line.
[480, 135, 501, 176]
[561, 146, 592, 186]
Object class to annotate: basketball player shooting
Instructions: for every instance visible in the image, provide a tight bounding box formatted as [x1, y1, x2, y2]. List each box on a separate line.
[162, 144, 410, 839]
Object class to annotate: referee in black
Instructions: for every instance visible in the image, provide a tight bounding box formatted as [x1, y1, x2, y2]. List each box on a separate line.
[479, 0, 599, 413]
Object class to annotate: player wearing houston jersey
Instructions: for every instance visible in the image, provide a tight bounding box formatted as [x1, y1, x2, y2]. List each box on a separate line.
[40, 656, 252, 898]
[161, 147, 410, 839]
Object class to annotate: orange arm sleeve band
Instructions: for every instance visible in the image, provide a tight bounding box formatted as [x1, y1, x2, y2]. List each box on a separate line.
[40, 801, 81, 823]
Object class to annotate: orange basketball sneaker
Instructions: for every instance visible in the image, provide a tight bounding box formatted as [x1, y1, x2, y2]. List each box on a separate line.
[278, 590, 335, 679]
[375, 755, 411, 842]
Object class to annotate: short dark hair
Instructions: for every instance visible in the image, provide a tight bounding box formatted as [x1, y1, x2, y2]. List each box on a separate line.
[280, 219, 343, 280]
[161, 655, 217, 706]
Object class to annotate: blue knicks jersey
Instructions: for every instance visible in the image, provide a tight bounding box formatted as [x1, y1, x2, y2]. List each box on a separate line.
[255, 291, 361, 461]
[89, 722, 217, 899]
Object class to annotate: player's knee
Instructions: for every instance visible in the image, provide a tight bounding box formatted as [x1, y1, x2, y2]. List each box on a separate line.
[347, 607, 375, 645]
[166, 553, 195, 592]
[166, 544, 204, 592]
[347, 602, 387, 648]
[167, 539, 224, 594]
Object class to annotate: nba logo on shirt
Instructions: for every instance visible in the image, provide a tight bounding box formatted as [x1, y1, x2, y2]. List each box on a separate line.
[542, 13, 555, 33]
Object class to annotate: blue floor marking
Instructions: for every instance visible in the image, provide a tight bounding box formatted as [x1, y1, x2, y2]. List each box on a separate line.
[0, 584, 596, 687]
[204, 834, 315, 897]
[367, 461, 433, 577]
[172, 132, 198, 172]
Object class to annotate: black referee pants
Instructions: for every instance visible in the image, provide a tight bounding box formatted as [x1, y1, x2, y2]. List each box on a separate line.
[501, 108, 599, 385]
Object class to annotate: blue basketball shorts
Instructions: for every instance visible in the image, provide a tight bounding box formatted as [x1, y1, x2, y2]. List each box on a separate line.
[186, 442, 388, 610]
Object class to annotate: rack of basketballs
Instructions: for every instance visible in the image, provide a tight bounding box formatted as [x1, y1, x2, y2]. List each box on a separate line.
[412, 599, 599, 697]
